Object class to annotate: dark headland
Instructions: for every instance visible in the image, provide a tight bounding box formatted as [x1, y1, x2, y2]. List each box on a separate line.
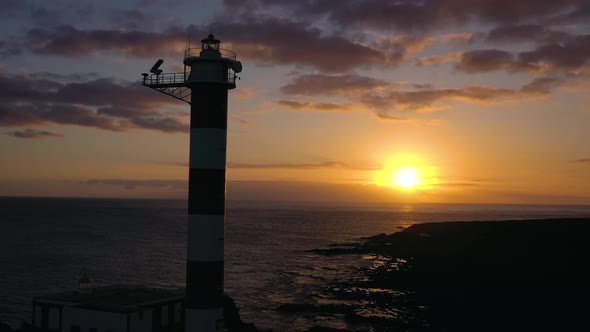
[295, 218, 590, 331]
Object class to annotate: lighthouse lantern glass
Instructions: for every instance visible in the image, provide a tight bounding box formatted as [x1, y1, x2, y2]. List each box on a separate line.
[203, 40, 220, 50]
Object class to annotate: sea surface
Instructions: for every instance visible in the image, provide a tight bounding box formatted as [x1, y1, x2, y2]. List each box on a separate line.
[1, 197, 590, 330]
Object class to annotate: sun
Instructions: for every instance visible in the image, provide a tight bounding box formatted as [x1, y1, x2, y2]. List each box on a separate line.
[374, 165, 424, 190]
[392, 167, 421, 189]
[373, 154, 439, 191]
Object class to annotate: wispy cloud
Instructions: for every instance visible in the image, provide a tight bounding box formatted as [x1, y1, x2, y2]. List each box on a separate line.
[375, 113, 409, 121]
[26, 71, 100, 82]
[228, 161, 347, 169]
[276, 100, 351, 112]
[228, 161, 379, 171]
[439, 32, 475, 44]
[281, 74, 391, 96]
[361, 85, 520, 113]
[277, 71, 582, 118]
[520, 76, 568, 94]
[85, 179, 186, 190]
[4, 128, 63, 139]
[416, 52, 462, 66]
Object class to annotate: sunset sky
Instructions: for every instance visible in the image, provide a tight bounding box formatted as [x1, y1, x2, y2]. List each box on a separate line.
[1, 0, 590, 204]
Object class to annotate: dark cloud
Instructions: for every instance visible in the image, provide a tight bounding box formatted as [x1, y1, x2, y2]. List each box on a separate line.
[278, 70, 578, 118]
[5, 1, 590, 75]
[210, 18, 385, 71]
[27, 71, 100, 82]
[217, 0, 590, 76]
[245, 0, 587, 32]
[487, 24, 571, 44]
[0, 40, 23, 58]
[281, 74, 390, 96]
[4, 128, 63, 139]
[519, 34, 590, 71]
[28, 5, 61, 25]
[456, 34, 590, 74]
[109, 9, 156, 30]
[23, 17, 426, 71]
[572, 158, 590, 163]
[0, 1, 46, 21]
[0, 73, 187, 133]
[361, 72, 587, 114]
[520, 76, 568, 94]
[0, 1, 28, 15]
[456, 49, 535, 73]
[277, 74, 567, 117]
[0, 103, 128, 131]
[43, 104, 128, 131]
[137, 0, 192, 7]
[27, 25, 186, 57]
[549, 3, 590, 23]
[23, 21, 381, 71]
[0, 1, 96, 26]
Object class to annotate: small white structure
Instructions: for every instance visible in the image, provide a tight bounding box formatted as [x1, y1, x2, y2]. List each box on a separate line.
[33, 285, 184, 332]
[78, 274, 94, 294]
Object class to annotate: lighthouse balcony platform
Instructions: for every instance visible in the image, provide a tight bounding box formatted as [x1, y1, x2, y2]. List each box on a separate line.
[142, 72, 188, 88]
[142, 72, 236, 88]
[141, 71, 236, 104]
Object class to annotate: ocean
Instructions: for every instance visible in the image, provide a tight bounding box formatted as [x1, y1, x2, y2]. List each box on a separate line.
[1, 197, 589, 330]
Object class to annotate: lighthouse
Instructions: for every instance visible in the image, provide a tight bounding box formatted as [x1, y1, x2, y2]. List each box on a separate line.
[142, 34, 242, 331]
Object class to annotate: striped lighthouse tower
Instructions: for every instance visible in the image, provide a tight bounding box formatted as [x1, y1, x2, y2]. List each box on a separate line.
[142, 33, 242, 332]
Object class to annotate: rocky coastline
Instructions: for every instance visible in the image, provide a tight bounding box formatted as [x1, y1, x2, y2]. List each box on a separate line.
[282, 218, 590, 331]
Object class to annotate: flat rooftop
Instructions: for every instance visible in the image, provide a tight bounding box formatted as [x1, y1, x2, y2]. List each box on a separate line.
[35, 285, 184, 313]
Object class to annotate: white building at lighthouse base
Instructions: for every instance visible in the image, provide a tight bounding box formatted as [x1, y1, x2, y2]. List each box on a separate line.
[33, 285, 184, 332]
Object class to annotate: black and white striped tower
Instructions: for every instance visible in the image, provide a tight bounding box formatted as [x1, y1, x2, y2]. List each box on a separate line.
[142, 34, 242, 332]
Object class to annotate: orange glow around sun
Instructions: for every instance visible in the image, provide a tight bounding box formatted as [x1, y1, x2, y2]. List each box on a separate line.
[374, 155, 439, 191]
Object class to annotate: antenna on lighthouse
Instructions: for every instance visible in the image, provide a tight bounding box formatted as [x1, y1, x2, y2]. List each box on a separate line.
[140, 34, 241, 332]
[149, 59, 163, 75]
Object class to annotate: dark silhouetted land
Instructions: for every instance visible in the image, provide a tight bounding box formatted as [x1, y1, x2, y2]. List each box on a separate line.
[301, 218, 590, 331]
